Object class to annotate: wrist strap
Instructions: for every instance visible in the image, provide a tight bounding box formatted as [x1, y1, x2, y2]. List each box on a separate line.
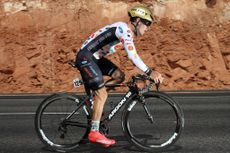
[145, 68, 152, 76]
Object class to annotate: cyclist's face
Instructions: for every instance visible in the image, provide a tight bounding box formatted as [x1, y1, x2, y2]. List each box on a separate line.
[136, 20, 150, 36]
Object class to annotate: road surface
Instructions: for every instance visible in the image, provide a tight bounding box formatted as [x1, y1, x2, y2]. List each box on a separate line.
[0, 91, 229, 153]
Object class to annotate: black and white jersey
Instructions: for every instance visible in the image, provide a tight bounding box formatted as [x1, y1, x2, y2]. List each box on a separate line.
[80, 22, 149, 73]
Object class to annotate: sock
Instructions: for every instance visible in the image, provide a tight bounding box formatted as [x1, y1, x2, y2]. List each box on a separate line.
[91, 120, 100, 131]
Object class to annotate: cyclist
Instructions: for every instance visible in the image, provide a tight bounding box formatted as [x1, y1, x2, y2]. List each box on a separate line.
[75, 6, 163, 147]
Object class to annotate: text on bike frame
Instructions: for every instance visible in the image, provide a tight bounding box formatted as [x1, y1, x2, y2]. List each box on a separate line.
[107, 91, 132, 120]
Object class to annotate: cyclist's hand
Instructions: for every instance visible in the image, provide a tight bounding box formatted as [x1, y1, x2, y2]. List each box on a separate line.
[150, 71, 164, 84]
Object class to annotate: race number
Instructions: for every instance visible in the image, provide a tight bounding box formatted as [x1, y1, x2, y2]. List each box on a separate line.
[73, 78, 83, 87]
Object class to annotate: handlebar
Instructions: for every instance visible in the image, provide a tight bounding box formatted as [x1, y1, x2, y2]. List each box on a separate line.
[131, 74, 160, 92]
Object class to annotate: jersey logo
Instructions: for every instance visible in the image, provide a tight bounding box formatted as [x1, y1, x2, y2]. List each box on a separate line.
[118, 27, 123, 33]
[119, 37, 124, 44]
[81, 61, 88, 64]
[128, 45, 134, 51]
[114, 44, 123, 50]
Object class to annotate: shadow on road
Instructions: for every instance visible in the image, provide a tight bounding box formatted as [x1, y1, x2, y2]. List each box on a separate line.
[40, 135, 183, 153]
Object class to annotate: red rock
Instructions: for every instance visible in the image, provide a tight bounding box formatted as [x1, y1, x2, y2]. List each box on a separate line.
[196, 71, 211, 81]
[0, 0, 230, 93]
[176, 59, 193, 68]
[0, 48, 15, 74]
[171, 67, 192, 82]
[225, 55, 230, 69]
[13, 56, 30, 79]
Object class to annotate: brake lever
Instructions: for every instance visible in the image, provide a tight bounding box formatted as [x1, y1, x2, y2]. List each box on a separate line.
[146, 75, 160, 92]
[156, 83, 160, 92]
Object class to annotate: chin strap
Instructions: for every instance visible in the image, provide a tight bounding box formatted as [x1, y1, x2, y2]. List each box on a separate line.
[131, 20, 141, 36]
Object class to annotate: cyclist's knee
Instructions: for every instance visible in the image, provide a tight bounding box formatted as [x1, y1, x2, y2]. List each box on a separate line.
[87, 77, 104, 90]
[94, 87, 108, 101]
[112, 69, 125, 83]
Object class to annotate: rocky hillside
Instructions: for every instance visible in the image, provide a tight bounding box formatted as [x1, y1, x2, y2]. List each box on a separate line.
[0, 0, 230, 93]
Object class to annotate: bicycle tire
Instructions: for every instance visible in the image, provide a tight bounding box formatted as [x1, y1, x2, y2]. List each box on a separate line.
[35, 93, 91, 152]
[122, 91, 184, 152]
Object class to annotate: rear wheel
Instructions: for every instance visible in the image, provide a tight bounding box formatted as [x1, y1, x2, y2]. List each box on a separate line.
[122, 92, 184, 152]
[35, 93, 91, 152]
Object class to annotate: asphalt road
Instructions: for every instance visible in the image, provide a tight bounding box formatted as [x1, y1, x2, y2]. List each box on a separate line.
[0, 91, 230, 153]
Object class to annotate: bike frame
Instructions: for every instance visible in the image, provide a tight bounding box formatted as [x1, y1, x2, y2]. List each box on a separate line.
[104, 91, 134, 121]
[69, 60, 156, 124]
[73, 82, 140, 124]
[101, 81, 155, 122]
[67, 75, 155, 126]
[87, 83, 138, 122]
[63, 83, 138, 127]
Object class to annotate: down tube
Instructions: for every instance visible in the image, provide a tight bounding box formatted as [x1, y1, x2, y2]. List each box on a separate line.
[105, 91, 136, 122]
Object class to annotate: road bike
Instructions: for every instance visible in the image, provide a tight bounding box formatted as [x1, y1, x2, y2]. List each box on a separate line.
[34, 61, 184, 152]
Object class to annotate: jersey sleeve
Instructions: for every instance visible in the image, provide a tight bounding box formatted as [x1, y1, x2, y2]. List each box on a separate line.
[115, 22, 150, 73]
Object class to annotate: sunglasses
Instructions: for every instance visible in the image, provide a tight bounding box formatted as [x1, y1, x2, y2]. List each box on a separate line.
[140, 19, 152, 26]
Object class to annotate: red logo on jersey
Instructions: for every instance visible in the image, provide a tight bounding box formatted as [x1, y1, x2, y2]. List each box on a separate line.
[83, 67, 93, 78]
[115, 44, 123, 50]
[120, 37, 124, 44]
[128, 45, 134, 51]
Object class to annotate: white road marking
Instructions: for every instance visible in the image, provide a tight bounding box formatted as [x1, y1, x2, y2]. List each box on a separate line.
[0, 112, 78, 116]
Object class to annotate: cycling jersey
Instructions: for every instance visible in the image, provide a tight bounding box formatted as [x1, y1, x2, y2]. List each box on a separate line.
[80, 22, 150, 73]
[75, 22, 151, 90]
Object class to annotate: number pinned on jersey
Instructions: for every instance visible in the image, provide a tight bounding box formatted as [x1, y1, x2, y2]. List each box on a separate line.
[73, 78, 83, 87]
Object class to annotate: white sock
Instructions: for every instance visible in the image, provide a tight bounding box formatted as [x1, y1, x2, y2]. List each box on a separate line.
[91, 120, 100, 131]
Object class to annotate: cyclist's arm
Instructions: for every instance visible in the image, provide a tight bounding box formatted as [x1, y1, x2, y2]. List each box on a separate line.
[123, 41, 152, 75]
[115, 22, 152, 75]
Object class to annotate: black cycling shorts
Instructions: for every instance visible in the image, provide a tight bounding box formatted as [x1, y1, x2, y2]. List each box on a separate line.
[75, 50, 118, 90]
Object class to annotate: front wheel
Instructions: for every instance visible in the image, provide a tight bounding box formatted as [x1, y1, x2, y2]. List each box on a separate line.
[34, 93, 91, 152]
[122, 92, 184, 152]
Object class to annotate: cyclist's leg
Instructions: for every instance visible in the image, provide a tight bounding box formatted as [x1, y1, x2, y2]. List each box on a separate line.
[75, 53, 115, 147]
[97, 57, 125, 91]
[106, 69, 125, 84]
[92, 87, 107, 121]
[88, 86, 115, 147]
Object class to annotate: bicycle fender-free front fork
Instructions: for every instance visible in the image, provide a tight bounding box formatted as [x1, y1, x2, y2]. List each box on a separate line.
[138, 95, 154, 123]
